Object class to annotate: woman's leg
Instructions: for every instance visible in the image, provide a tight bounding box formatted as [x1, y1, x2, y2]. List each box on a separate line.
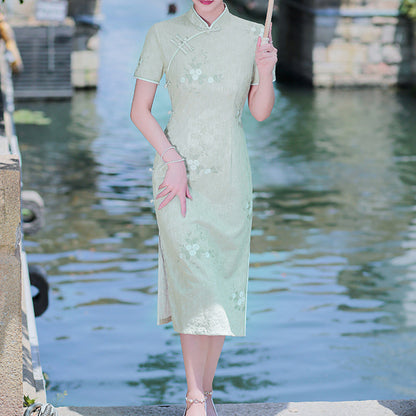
[202, 336, 225, 392]
[203, 336, 225, 416]
[180, 334, 210, 416]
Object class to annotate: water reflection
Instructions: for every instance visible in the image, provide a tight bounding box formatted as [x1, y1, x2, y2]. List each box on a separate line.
[18, 0, 416, 408]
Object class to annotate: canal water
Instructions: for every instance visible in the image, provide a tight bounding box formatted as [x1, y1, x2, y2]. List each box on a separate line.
[18, 0, 416, 408]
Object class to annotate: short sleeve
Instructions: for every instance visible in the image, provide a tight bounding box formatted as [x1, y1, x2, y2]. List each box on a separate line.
[133, 24, 164, 85]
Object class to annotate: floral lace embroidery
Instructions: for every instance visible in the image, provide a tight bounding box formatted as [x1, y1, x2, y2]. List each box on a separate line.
[179, 235, 215, 260]
[180, 132, 221, 179]
[245, 198, 253, 220]
[248, 23, 265, 38]
[187, 158, 219, 177]
[231, 289, 246, 310]
[179, 51, 224, 86]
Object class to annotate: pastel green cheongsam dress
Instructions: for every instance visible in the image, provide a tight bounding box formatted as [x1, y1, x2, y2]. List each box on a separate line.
[133, 3, 275, 336]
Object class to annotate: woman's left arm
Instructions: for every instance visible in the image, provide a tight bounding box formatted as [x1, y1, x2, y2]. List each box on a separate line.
[248, 25, 278, 122]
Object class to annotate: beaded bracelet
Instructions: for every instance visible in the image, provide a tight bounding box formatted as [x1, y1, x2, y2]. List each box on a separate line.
[165, 158, 185, 164]
[160, 145, 176, 160]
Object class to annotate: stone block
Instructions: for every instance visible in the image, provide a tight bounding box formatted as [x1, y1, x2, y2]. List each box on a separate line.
[327, 43, 351, 63]
[381, 25, 396, 44]
[363, 62, 399, 76]
[361, 26, 382, 43]
[334, 22, 350, 39]
[72, 50, 99, 87]
[351, 44, 368, 63]
[352, 17, 372, 26]
[368, 43, 382, 63]
[314, 61, 348, 74]
[372, 16, 399, 25]
[72, 69, 98, 88]
[0, 256, 22, 416]
[72, 50, 99, 71]
[0, 155, 21, 255]
[382, 44, 403, 64]
[327, 43, 367, 64]
[312, 44, 327, 62]
[334, 74, 382, 87]
[313, 73, 334, 87]
[377, 0, 401, 8]
[87, 34, 100, 51]
[349, 24, 363, 40]
[351, 74, 384, 85]
[333, 75, 357, 86]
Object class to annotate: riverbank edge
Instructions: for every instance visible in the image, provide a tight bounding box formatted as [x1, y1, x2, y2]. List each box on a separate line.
[56, 399, 416, 415]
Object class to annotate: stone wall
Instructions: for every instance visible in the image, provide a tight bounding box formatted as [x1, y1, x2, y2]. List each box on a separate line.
[278, 0, 415, 86]
[68, 0, 101, 88]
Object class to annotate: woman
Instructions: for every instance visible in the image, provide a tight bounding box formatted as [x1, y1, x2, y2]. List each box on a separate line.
[130, 1, 277, 415]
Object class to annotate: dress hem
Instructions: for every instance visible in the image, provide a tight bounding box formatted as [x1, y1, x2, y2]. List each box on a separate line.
[134, 75, 160, 84]
[157, 316, 246, 337]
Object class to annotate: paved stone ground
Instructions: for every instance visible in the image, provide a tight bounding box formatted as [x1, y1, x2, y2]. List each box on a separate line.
[57, 399, 416, 416]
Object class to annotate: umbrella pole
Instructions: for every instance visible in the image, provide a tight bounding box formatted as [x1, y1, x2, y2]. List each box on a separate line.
[262, 0, 274, 44]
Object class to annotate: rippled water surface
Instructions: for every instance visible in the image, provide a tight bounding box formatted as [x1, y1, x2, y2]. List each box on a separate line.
[18, 0, 416, 407]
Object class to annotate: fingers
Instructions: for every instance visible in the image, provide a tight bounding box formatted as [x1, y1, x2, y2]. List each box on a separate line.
[158, 192, 175, 210]
[256, 40, 276, 54]
[157, 186, 192, 216]
[186, 187, 192, 200]
[156, 186, 172, 199]
[255, 34, 278, 66]
[179, 193, 186, 217]
[156, 167, 192, 216]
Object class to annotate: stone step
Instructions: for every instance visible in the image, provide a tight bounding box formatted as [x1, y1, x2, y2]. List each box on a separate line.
[56, 399, 416, 416]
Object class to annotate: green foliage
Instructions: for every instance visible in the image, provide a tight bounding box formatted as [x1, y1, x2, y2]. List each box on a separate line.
[23, 394, 36, 407]
[13, 109, 52, 125]
[400, 0, 416, 20]
[43, 371, 50, 389]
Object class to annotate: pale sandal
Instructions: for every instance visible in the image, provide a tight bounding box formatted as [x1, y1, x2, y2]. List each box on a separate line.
[204, 390, 219, 416]
[182, 394, 207, 416]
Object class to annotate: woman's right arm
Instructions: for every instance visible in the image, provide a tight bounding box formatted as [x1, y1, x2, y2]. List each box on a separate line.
[130, 79, 191, 217]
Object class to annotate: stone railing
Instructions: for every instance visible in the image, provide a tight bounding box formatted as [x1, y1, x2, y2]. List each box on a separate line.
[0, 37, 24, 416]
[0, 39, 47, 416]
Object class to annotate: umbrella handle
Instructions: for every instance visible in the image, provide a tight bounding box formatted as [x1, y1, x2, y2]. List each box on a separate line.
[262, 0, 274, 44]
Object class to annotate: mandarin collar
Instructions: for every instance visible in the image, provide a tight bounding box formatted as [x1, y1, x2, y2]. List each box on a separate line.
[186, 3, 230, 31]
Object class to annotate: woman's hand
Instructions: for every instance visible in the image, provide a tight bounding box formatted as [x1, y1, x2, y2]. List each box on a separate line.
[255, 23, 278, 81]
[156, 152, 192, 217]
